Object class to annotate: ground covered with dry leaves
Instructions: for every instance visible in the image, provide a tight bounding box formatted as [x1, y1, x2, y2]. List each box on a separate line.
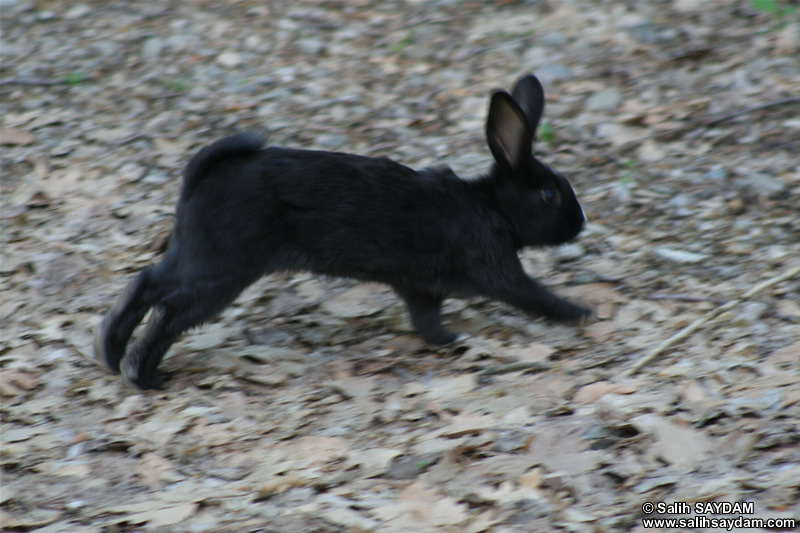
[2, 0, 799, 531]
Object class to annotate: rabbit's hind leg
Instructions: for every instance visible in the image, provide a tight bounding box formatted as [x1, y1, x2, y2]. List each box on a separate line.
[394, 286, 458, 345]
[120, 276, 250, 390]
[94, 264, 174, 374]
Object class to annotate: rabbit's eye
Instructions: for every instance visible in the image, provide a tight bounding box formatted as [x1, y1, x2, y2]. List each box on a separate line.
[540, 187, 560, 205]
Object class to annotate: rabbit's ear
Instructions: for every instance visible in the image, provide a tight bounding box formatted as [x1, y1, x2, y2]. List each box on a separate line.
[487, 91, 532, 171]
[511, 74, 545, 133]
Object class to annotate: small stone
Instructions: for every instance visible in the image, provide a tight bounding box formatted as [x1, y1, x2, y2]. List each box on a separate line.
[655, 247, 708, 264]
[64, 4, 91, 19]
[704, 166, 729, 181]
[737, 302, 769, 323]
[217, 51, 244, 68]
[541, 32, 567, 47]
[586, 88, 623, 111]
[296, 38, 325, 56]
[535, 63, 573, 84]
[141, 38, 164, 60]
[667, 194, 692, 217]
[315, 134, 348, 150]
[66, 499, 87, 510]
[727, 197, 746, 214]
[553, 243, 585, 261]
[627, 21, 659, 44]
[737, 173, 787, 199]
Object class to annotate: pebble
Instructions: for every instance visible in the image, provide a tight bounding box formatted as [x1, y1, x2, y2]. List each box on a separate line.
[727, 197, 746, 214]
[626, 21, 660, 44]
[704, 166, 729, 181]
[217, 51, 244, 67]
[737, 302, 769, 323]
[541, 32, 568, 47]
[667, 193, 692, 217]
[535, 63, 573, 84]
[553, 242, 585, 261]
[737, 172, 787, 199]
[315, 134, 349, 150]
[585, 88, 623, 111]
[141, 37, 164, 60]
[296, 38, 326, 56]
[64, 4, 91, 20]
[655, 247, 708, 264]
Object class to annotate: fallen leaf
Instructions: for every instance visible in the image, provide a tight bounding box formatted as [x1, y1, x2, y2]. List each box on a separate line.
[321, 286, 389, 317]
[631, 414, 710, 467]
[573, 381, 632, 404]
[290, 436, 350, 465]
[138, 453, 178, 485]
[0, 127, 36, 145]
[435, 412, 495, 438]
[125, 502, 198, 528]
[514, 343, 555, 362]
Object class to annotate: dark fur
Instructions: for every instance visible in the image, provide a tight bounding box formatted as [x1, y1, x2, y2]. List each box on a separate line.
[94, 74, 590, 389]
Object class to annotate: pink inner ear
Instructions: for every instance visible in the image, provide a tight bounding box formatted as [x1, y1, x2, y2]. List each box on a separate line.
[496, 105, 528, 164]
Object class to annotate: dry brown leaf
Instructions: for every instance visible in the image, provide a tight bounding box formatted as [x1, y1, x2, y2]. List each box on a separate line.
[321, 286, 389, 317]
[637, 139, 668, 162]
[126, 502, 198, 528]
[631, 414, 710, 468]
[776, 299, 800, 318]
[52, 462, 91, 478]
[570, 283, 629, 304]
[138, 453, 178, 485]
[765, 340, 800, 368]
[573, 381, 621, 404]
[519, 467, 543, 489]
[373, 482, 468, 530]
[290, 435, 350, 465]
[152, 136, 192, 155]
[435, 411, 495, 438]
[426, 374, 476, 402]
[514, 342, 555, 362]
[682, 380, 709, 404]
[346, 447, 403, 477]
[0, 126, 36, 145]
[0, 509, 61, 529]
[321, 507, 378, 531]
[582, 320, 618, 340]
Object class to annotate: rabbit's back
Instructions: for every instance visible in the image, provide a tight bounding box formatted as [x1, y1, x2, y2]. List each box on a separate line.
[174, 143, 497, 287]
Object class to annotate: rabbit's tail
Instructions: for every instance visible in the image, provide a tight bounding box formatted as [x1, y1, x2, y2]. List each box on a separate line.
[183, 132, 267, 193]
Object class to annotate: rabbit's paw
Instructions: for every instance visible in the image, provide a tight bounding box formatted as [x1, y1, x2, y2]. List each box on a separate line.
[421, 328, 460, 346]
[121, 359, 165, 391]
[92, 317, 120, 374]
[546, 300, 595, 326]
[562, 304, 596, 326]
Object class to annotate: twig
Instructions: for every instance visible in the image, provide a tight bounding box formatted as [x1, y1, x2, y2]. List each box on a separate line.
[618, 96, 800, 152]
[698, 96, 800, 128]
[479, 361, 552, 377]
[113, 133, 151, 145]
[649, 293, 724, 304]
[0, 77, 68, 86]
[625, 266, 800, 377]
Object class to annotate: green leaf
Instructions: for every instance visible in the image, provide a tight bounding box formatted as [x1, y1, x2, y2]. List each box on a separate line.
[538, 121, 555, 145]
[752, 0, 779, 14]
[62, 72, 87, 86]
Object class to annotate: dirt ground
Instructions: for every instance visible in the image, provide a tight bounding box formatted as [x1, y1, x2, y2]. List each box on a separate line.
[2, 0, 799, 531]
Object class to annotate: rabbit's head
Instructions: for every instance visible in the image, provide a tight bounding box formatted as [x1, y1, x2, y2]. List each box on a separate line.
[486, 74, 585, 248]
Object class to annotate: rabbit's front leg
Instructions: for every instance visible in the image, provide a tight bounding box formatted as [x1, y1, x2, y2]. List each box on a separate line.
[393, 286, 458, 345]
[479, 263, 592, 324]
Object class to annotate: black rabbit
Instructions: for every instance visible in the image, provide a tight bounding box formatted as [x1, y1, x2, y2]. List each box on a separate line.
[94, 74, 591, 389]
